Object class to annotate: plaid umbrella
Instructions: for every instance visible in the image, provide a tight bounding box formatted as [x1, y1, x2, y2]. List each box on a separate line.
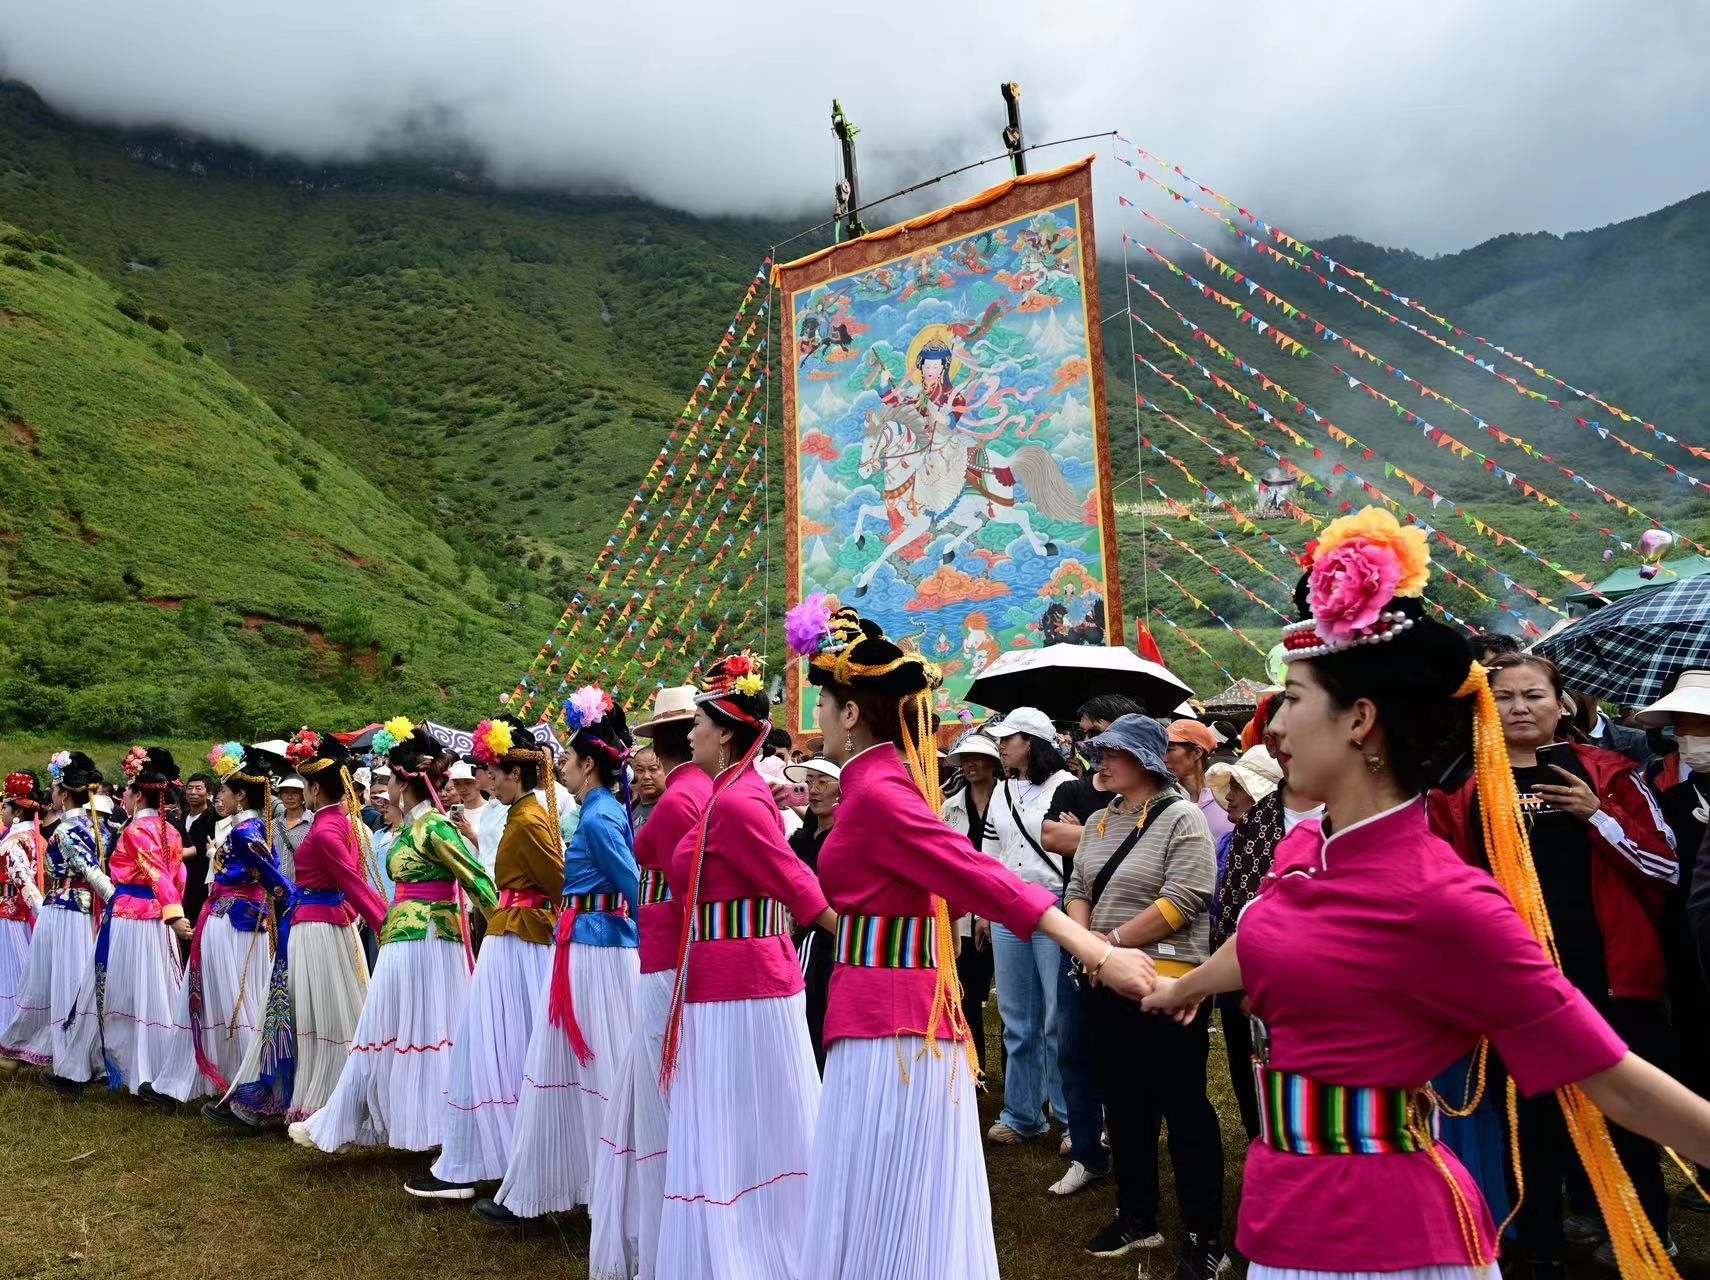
[1531, 575, 1710, 708]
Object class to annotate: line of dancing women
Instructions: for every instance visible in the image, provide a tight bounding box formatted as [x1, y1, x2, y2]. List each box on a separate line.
[9, 527, 1710, 1280]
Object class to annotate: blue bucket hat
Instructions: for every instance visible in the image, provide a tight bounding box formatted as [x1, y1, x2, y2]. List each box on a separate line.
[1082, 714, 1172, 781]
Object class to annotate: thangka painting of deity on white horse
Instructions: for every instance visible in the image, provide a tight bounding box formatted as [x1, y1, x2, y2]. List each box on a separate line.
[777, 157, 1122, 731]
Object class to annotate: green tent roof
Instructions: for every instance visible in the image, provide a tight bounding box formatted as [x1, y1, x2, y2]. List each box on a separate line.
[1565, 555, 1710, 606]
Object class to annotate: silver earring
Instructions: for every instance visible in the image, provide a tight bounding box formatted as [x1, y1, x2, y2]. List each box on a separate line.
[844, 733, 855, 756]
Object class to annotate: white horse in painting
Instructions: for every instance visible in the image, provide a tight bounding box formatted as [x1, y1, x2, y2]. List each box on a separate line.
[849, 406, 1083, 598]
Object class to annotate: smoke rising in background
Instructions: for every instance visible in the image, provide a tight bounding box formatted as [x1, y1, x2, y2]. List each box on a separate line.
[1, 0, 1707, 253]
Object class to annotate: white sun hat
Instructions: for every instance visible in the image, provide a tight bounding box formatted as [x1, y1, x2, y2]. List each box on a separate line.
[1636, 670, 1710, 728]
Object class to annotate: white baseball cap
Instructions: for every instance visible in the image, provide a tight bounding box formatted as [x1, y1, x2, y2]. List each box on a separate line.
[447, 760, 476, 781]
[277, 775, 306, 792]
[784, 759, 842, 785]
[984, 707, 1056, 743]
[352, 766, 372, 788]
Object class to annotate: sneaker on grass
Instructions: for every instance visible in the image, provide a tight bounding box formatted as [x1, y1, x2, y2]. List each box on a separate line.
[1085, 1215, 1164, 1258]
[985, 1121, 1029, 1146]
[1049, 1161, 1105, 1197]
[1161, 1232, 1231, 1280]
[404, 1175, 479, 1201]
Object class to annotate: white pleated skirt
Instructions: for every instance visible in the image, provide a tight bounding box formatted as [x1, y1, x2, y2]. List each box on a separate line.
[302, 928, 469, 1152]
[0, 903, 94, 1067]
[155, 912, 272, 1102]
[801, 1035, 996, 1280]
[655, 993, 819, 1280]
[227, 920, 369, 1120]
[0, 917, 31, 1040]
[430, 932, 552, 1184]
[496, 941, 638, 1218]
[590, 967, 677, 1280]
[1250, 1268, 1499, 1280]
[57, 916, 187, 1091]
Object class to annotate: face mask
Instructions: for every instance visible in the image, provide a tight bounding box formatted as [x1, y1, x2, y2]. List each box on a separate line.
[1678, 736, 1710, 772]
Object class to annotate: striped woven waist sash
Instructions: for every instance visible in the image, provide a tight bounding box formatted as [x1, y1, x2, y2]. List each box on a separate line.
[564, 891, 626, 914]
[835, 913, 937, 969]
[638, 867, 672, 905]
[1254, 1063, 1425, 1155]
[694, 897, 786, 941]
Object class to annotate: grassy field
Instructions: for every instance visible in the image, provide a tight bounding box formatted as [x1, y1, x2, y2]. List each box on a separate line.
[4, 1014, 1708, 1279]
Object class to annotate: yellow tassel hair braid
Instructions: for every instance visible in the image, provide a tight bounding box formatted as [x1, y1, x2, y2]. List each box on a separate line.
[1454, 661, 1679, 1279]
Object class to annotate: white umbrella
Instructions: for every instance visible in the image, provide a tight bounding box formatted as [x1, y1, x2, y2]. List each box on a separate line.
[967, 644, 1194, 720]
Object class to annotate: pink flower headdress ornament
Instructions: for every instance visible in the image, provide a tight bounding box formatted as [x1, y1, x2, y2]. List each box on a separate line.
[1282, 507, 1431, 659]
[565, 684, 617, 734]
[121, 746, 149, 782]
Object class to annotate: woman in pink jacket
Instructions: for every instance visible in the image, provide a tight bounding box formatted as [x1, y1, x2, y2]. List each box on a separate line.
[653, 653, 834, 1280]
[788, 605, 1155, 1280]
[57, 747, 191, 1097]
[229, 730, 388, 1122]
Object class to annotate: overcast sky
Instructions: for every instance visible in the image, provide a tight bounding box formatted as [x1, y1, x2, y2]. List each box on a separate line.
[1, 0, 1706, 254]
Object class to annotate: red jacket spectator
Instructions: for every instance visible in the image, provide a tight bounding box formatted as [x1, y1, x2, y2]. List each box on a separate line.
[1429, 742, 1677, 1000]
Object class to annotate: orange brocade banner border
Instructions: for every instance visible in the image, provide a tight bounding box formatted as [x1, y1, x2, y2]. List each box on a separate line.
[775, 157, 1123, 733]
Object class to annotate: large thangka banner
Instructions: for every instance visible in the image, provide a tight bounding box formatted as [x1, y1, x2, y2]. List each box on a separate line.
[777, 157, 1122, 733]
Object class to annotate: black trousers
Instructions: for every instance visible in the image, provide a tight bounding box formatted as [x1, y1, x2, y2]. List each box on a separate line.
[1510, 999, 1669, 1261]
[1218, 994, 1261, 1141]
[958, 932, 996, 1073]
[1086, 985, 1224, 1237]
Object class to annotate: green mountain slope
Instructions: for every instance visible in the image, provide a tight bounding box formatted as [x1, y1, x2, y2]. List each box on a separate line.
[0, 82, 782, 602]
[2, 80, 1707, 712]
[0, 216, 555, 739]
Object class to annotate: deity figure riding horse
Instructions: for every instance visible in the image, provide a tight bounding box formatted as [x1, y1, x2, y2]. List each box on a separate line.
[851, 326, 1081, 597]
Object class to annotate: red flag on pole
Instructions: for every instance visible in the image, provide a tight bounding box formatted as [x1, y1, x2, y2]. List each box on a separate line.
[1134, 619, 1167, 667]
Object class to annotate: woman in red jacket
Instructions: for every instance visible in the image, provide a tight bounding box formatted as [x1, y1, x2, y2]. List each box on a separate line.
[1429, 652, 1677, 1269]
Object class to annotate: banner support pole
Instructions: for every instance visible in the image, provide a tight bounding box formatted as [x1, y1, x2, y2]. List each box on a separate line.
[1000, 82, 1027, 176]
[831, 100, 866, 241]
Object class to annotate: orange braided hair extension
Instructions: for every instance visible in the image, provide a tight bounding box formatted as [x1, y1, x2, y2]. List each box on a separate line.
[1454, 661, 1679, 1279]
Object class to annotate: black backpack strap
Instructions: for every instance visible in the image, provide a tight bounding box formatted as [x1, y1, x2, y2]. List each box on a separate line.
[1088, 794, 1184, 906]
[1005, 781, 1066, 888]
